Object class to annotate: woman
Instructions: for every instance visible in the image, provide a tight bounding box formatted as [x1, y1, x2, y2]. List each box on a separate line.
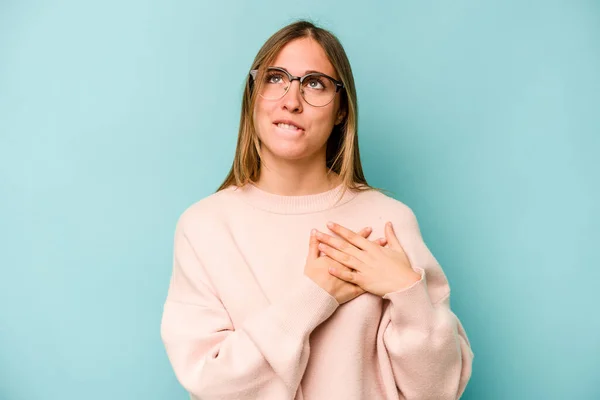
[161, 20, 474, 400]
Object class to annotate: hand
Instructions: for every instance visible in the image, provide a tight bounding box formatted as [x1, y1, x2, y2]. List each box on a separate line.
[319, 227, 386, 257]
[315, 221, 422, 297]
[305, 226, 386, 305]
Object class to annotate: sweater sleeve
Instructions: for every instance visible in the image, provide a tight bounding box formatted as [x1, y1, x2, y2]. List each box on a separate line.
[160, 223, 339, 400]
[378, 209, 474, 400]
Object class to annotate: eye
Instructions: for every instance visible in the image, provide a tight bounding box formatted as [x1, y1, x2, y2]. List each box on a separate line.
[265, 72, 285, 84]
[304, 77, 326, 90]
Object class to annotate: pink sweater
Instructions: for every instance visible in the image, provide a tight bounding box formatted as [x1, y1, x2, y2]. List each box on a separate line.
[160, 183, 474, 399]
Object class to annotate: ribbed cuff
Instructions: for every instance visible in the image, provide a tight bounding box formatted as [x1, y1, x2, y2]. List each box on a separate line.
[382, 267, 436, 326]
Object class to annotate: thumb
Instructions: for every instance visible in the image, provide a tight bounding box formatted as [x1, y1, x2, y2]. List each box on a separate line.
[307, 229, 320, 261]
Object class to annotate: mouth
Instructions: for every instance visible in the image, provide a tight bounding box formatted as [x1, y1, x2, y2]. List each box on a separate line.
[273, 120, 304, 132]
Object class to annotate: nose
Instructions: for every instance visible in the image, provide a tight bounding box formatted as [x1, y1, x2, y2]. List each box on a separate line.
[281, 79, 303, 113]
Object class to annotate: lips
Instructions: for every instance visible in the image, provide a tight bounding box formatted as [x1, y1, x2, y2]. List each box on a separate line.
[273, 120, 304, 130]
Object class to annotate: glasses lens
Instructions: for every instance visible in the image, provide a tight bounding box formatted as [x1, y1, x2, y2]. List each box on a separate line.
[257, 68, 338, 107]
[301, 74, 337, 107]
[259, 69, 289, 100]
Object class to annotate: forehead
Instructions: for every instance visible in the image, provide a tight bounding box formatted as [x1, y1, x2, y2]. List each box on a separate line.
[272, 37, 337, 78]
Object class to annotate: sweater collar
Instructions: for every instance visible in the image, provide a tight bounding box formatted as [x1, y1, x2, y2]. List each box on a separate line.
[229, 182, 361, 215]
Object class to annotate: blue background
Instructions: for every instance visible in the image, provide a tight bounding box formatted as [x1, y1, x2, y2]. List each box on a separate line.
[1, 1, 599, 399]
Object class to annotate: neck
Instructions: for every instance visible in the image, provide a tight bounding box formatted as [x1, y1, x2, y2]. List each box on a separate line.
[254, 153, 342, 196]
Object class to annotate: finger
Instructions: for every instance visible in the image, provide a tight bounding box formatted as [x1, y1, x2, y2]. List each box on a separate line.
[322, 226, 371, 257]
[328, 264, 361, 285]
[307, 229, 320, 261]
[320, 235, 381, 257]
[326, 221, 375, 252]
[385, 222, 403, 250]
[315, 230, 364, 261]
[357, 226, 373, 239]
[360, 228, 384, 246]
[318, 242, 361, 271]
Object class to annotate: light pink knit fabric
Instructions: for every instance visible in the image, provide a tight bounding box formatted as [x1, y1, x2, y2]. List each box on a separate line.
[161, 183, 474, 399]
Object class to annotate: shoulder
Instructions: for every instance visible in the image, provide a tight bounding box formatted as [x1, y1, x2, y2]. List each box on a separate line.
[355, 187, 418, 221]
[175, 186, 239, 233]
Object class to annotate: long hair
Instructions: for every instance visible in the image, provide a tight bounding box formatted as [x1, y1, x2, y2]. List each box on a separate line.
[216, 20, 379, 194]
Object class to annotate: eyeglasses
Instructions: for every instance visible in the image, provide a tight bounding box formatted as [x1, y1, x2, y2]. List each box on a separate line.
[249, 67, 344, 107]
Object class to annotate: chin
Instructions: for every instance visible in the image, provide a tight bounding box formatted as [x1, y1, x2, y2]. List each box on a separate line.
[260, 139, 317, 161]
[267, 146, 312, 161]
[257, 125, 327, 162]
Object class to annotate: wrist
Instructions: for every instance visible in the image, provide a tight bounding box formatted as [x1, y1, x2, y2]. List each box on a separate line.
[385, 270, 422, 296]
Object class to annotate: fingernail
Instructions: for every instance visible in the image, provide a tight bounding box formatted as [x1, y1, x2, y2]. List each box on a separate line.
[311, 229, 316, 236]
[327, 221, 334, 229]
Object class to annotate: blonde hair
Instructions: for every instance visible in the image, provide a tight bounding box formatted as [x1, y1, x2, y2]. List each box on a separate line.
[216, 20, 381, 195]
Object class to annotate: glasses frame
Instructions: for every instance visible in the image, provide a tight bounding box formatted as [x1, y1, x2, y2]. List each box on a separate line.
[249, 67, 345, 107]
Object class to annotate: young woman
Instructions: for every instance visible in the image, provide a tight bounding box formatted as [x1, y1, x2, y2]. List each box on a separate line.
[161, 20, 474, 400]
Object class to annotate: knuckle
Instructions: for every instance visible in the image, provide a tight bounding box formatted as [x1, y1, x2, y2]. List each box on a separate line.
[346, 271, 355, 282]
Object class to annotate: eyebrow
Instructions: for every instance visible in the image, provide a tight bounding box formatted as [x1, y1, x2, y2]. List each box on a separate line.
[272, 66, 331, 76]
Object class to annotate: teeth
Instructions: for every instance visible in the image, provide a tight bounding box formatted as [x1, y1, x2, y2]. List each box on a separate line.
[277, 123, 300, 131]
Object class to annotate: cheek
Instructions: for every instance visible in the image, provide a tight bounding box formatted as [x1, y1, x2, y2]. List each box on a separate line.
[312, 108, 338, 131]
[253, 100, 273, 135]
[253, 100, 265, 121]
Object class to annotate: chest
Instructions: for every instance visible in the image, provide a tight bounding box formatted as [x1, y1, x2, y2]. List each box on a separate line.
[197, 212, 390, 328]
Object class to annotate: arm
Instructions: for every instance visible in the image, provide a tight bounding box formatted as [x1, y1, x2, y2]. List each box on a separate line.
[380, 211, 474, 400]
[381, 275, 473, 399]
[160, 223, 338, 399]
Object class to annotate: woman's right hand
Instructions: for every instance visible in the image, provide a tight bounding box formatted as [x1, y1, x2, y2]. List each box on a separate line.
[304, 227, 385, 305]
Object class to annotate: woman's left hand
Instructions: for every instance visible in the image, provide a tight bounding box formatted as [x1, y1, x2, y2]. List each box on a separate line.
[315, 221, 422, 297]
